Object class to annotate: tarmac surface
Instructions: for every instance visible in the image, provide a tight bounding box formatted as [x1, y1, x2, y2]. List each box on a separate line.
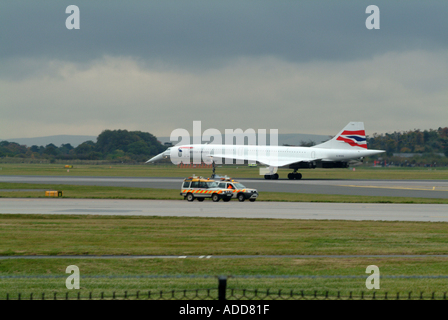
[1, 175, 448, 198]
[1, 198, 448, 222]
[2, 176, 447, 260]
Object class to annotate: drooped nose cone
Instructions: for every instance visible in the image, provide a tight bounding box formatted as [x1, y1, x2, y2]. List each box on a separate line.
[146, 152, 164, 163]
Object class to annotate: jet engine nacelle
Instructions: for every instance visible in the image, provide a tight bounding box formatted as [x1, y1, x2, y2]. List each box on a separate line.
[319, 161, 349, 169]
[289, 162, 316, 170]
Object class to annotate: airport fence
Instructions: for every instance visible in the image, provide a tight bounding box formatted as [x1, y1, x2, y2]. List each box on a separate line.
[1, 275, 448, 300]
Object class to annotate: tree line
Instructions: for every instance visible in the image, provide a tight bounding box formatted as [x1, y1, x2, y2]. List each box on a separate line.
[366, 127, 448, 166]
[1, 127, 447, 165]
[0, 130, 167, 163]
[367, 127, 448, 156]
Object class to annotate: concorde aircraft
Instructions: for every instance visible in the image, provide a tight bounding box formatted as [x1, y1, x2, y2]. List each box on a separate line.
[146, 122, 385, 180]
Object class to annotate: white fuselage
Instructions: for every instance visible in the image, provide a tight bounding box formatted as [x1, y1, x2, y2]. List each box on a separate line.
[161, 144, 384, 166]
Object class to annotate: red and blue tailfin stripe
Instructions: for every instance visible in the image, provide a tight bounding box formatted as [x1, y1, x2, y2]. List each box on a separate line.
[336, 130, 367, 148]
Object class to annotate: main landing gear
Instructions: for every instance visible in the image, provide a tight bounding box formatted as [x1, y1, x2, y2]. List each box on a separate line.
[263, 172, 302, 180]
[287, 172, 302, 180]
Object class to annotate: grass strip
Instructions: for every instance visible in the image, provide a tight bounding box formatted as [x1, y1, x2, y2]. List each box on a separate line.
[1, 163, 448, 179]
[1, 182, 448, 203]
[1, 258, 448, 298]
[1, 215, 448, 256]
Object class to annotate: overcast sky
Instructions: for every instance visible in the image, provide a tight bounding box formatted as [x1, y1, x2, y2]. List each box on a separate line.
[1, 1, 447, 139]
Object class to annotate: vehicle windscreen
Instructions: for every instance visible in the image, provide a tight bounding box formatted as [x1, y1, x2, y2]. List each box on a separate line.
[183, 181, 191, 188]
[205, 182, 218, 188]
[195, 181, 218, 188]
[234, 183, 246, 189]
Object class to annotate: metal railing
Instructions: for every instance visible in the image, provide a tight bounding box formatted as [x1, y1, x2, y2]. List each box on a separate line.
[1, 275, 448, 300]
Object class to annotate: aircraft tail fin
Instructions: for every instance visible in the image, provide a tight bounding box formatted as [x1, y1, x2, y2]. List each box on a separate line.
[312, 122, 367, 150]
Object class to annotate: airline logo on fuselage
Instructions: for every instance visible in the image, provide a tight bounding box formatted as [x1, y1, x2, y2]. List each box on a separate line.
[336, 130, 367, 149]
[178, 146, 194, 152]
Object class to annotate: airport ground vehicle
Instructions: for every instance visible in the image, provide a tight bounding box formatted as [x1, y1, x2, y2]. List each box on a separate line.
[216, 176, 258, 202]
[180, 176, 233, 202]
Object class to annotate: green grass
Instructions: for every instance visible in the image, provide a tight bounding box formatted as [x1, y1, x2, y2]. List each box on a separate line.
[1, 163, 448, 298]
[1, 215, 448, 298]
[1, 163, 448, 179]
[1, 258, 448, 299]
[1, 181, 448, 204]
[1, 215, 448, 256]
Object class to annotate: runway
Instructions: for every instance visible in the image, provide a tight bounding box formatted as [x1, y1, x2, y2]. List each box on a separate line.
[1, 198, 448, 222]
[1, 175, 448, 198]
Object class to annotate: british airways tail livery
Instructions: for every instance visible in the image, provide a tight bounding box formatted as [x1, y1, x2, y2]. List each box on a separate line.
[146, 122, 385, 180]
[313, 122, 367, 150]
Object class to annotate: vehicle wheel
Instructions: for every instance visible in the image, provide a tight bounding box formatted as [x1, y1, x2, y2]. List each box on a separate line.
[197, 198, 204, 202]
[237, 193, 245, 202]
[223, 198, 231, 202]
[186, 193, 194, 201]
[212, 194, 220, 202]
[249, 199, 256, 202]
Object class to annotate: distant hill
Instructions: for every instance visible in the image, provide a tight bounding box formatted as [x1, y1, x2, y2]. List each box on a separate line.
[156, 133, 330, 146]
[1, 135, 97, 148]
[1, 132, 330, 149]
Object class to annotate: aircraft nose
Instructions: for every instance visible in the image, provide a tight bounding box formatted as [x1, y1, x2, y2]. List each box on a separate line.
[146, 152, 164, 163]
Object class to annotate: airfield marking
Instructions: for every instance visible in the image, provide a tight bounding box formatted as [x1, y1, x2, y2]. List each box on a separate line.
[339, 185, 448, 192]
[2, 198, 448, 221]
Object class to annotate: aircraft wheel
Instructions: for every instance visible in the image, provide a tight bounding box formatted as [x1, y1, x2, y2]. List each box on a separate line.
[223, 198, 231, 202]
[186, 193, 195, 202]
[294, 173, 302, 180]
[264, 174, 271, 180]
[249, 199, 256, 202]
[288, 173, 294, 180]
[197, 198, 204, 202]
[273, 173, 279, 180]
[237, 193, 245, 202]
[212, 194, 220, 202]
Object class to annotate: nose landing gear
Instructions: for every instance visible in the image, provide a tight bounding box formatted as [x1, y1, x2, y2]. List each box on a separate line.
[264, 173, 279, 180]
[211, 161, 216, 178]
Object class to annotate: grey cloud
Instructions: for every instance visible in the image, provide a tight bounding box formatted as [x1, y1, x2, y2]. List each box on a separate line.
[1, 1, 447, 139]
[1, 51, 447, 138]
[1, 1, 447, 67]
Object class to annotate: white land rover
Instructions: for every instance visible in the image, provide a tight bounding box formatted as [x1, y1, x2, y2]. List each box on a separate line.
[180, 176, 233, 202]
[216, 177, 258, 202]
